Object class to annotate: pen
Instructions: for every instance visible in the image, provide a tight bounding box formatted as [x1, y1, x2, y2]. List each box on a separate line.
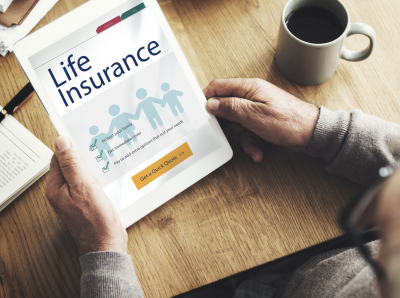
[0, 82, 35, 123]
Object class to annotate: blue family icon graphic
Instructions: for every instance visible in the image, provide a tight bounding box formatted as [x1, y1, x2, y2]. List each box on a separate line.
[88, 83, 185, 168]
[134, 88, 164, 129]
[89, 125, 114, 161]
[161, 83, 184, 116]
[108, 104, 138, 145]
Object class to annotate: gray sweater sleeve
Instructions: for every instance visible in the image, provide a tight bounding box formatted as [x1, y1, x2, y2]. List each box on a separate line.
[80, 251, 144, 298]
[278, 241, 380, 298]
[307, 106, 400, 184]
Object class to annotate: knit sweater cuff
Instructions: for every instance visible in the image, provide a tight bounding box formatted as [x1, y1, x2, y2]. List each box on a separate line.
[307, 106, 350, 163]
[80, 251, 143, 298]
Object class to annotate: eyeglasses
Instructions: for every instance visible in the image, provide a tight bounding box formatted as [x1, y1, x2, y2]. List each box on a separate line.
[339, 165, 395, 283]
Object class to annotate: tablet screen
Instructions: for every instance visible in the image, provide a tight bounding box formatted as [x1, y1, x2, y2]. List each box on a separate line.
[28, 0, 221, 212]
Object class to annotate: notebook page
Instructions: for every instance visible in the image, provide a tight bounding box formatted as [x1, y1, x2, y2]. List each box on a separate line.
[0, 109, 53, 205]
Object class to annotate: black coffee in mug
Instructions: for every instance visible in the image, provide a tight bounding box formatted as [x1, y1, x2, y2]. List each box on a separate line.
[286, 6, 344, 44]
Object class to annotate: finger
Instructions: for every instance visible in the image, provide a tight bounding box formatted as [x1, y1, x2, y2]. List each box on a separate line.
[203, 78, 263, 100]
[222, 127, 234, 142]
[224, 121, 245, 135]
[54, 136, 93, 187]
[239, 130, 263, 163]
[207, 96, 261, 128]
[217, 118, 245, 142]
[48, 154, 64, 184]
[45, 154, 66, 200]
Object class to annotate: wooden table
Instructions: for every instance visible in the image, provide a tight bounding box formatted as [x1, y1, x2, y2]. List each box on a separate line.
[1, 0, 399, 297]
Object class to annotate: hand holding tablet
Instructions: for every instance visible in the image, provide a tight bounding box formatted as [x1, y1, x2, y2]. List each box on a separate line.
[14, 0, 232, 227]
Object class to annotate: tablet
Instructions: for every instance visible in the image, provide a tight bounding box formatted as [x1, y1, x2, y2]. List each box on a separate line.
[14, 0, 232, 227]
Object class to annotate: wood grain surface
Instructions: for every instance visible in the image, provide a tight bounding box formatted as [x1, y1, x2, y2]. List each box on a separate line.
[1, 0, 399, 297]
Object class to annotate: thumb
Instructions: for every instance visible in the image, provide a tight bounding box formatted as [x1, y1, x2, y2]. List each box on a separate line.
[54, 136, 91, 186]
[206, 97, 257, 126]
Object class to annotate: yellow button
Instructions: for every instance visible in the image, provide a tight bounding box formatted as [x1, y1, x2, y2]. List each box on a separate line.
[132, 142, 193, 190]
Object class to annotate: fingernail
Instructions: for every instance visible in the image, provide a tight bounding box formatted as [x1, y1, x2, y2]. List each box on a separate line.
[207, 98, 220, 112]
[56, 136, 71, 152]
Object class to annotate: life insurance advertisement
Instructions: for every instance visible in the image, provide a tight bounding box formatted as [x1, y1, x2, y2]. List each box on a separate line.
[29, 2, 221, 212]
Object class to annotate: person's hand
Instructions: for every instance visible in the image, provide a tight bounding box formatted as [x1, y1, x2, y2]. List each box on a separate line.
[203, 78, 319, 161]
[45, 136, 127, 256]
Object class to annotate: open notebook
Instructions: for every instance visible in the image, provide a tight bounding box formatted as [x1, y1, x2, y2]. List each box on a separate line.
[0, 105, 53, 211]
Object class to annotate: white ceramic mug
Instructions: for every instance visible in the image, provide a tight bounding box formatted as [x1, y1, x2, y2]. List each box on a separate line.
[275, 0, 376, 86]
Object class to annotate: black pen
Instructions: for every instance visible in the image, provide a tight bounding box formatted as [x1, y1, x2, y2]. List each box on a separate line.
[0, 82, 35, 123]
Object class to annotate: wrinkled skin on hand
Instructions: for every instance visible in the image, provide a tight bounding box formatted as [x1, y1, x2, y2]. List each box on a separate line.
[45, 136, 127, 256]
[203, 78, 320, 161]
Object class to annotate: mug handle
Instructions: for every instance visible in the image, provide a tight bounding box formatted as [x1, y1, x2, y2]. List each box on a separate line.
[340, 23, 376, 61]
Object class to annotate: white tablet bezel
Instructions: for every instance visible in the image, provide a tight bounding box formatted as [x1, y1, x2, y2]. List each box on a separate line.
[14, 0, 232, 227]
